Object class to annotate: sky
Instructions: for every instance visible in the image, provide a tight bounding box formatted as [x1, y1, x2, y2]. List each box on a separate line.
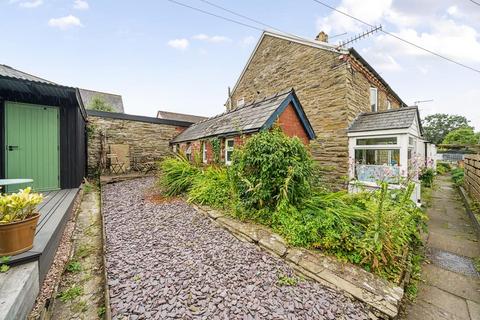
[1, 0, 480, 129]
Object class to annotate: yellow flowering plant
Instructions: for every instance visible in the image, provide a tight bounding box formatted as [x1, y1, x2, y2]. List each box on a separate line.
[0, 188, 43, 224]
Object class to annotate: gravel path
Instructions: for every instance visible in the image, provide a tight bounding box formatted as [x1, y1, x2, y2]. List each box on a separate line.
[103, 178, 369, 320]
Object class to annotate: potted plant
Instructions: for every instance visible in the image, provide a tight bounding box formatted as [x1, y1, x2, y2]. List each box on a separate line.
[0, 188, 43, 256]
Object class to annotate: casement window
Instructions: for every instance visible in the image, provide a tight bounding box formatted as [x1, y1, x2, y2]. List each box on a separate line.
[387, 100, 392, 110]
[186, 143, 192, 161]
[370, 87, 378, 112]
[355, 149, 400, 166]
[225, 139, 234, 165]
[202, 141, 207, 164]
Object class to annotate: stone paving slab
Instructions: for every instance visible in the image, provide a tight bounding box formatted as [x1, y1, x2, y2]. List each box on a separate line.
[467, 300, 480, 320]
[103, 178, 370, 320]
[405, 299, 465, 320]
[427, 231, 480, 258]
[416, 285, 470, 320]
[422, 263, 480, 303]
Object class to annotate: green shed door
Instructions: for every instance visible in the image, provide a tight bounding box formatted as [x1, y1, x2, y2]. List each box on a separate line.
[5, 102, 60, 192]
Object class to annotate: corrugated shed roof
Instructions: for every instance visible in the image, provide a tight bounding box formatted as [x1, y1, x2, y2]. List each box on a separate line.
[0, 64, 56, 85]
[79, 88, 124, 113]
[348, 106, 420, 132]
[157, 110, 207, 124]
[172, 89, 314, 143]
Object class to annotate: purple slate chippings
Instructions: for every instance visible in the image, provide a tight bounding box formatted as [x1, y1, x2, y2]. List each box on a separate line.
[103, 178, 369, 320]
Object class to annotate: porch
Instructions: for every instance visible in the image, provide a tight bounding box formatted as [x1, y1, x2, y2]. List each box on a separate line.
[347, 107, 435, 203]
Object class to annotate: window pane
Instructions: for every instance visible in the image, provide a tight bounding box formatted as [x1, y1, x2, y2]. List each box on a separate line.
[227, 140, 234, 148]
[355, 149, 400, 166]
[357, 137, 397, 145]
[370, 88, 377, 111]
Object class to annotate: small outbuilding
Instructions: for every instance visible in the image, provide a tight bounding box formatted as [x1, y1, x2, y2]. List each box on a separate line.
[171, 89, 315, 165]
[0, 64, 87, 192]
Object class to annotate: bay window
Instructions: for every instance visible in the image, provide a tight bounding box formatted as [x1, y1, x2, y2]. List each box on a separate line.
[354, 136, 400, 183]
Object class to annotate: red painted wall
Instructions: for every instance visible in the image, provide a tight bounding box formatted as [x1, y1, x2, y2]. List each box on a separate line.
[277, 103, 310, 145]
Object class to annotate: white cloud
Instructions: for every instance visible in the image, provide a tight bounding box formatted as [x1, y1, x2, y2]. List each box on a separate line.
[240, 36, 256, 47]
[361, 48, 402, 71]
[316, 0, 392, 34]
[73, 0, 89, 10]
[192, 34, 231, 43]
[48, 15, 83, 29]
[18, 0, 43, 8]
[315, 0, 480, 64]
[167, 38, 189, 50]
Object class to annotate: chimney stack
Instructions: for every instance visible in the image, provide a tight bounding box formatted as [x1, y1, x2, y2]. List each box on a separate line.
[315, 31, 328, 43]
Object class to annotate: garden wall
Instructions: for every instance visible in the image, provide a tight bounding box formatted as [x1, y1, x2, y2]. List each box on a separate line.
[87, 110, 192, 175]
[464, 154, 480, 201]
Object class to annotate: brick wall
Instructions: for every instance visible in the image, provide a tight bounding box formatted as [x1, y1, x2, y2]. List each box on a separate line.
[87, 114, 187, 175]
[277, 104, 309, 145]
[464, 155, 480, 201]
[230, 34, 401, 188]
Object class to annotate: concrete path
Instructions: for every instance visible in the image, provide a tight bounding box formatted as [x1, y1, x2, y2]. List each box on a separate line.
[405, 175, 480, 320]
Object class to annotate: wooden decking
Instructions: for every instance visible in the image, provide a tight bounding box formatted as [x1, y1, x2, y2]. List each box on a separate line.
[8, 188, 79, 282]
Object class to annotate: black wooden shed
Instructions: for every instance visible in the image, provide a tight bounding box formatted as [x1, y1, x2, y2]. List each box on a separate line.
[0, 64, 86, 191]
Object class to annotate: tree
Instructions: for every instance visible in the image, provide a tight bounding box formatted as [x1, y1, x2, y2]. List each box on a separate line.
[442, 127, 480, 145]
[422, 114, 471, 144]
[87, 96, 115, 112]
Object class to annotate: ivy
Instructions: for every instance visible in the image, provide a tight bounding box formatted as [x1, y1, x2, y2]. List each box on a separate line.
[209, 137, 221, 164]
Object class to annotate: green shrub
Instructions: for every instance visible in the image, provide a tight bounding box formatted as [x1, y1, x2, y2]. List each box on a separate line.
[188, 166, 233, 209]
[231, 128, 313, 211]
[436, 162, 451, 174]
[419, 168, 435, 187]
[158, 154, 200, 196]
[451, 168, 464, 186]
[158, 130, 426, 282]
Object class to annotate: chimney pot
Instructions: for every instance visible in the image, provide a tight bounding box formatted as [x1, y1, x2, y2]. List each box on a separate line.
[316, 31, 328, 43]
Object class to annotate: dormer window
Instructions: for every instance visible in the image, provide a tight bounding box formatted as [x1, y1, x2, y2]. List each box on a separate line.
[236, 98, 245, 108]
[370, 87, 378, 112]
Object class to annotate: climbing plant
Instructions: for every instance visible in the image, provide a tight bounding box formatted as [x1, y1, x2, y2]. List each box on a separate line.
[210, 137, 221, 163]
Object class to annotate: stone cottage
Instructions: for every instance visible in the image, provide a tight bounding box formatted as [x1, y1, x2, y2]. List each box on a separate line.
[227, 30, 411, 187]
[171, 89, 315, 164]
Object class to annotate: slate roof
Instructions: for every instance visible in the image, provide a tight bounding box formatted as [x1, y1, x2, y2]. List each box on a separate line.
[157, 110, 207, 124]
[79, 88, 124, 113]
[171, 89, 315, 143]
[0, 64, 57, 85]
[348, 106, 421, 133]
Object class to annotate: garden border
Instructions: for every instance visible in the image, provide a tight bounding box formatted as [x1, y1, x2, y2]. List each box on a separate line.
[458, 186, 480, 239]
[191, 204, 405, 319]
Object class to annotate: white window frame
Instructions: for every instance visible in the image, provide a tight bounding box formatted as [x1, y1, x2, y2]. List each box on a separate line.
[172, 144, 177, 153]
[370, 87, 378, 112]
[225, 138, 234, 165]
[202, 141, 207, 164]
[236, 98, 245, 108]
[387, 100, 392, 110]
[186, 143, 192, 161]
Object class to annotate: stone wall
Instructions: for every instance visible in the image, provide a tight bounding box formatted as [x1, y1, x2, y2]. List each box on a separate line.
[464, 154, 480, 201]
[230, 34, 402, 188]
[87, 114, 186, 175]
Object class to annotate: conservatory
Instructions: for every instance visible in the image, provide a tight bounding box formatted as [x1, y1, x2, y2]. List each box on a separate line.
[347, 106, 435, 203]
